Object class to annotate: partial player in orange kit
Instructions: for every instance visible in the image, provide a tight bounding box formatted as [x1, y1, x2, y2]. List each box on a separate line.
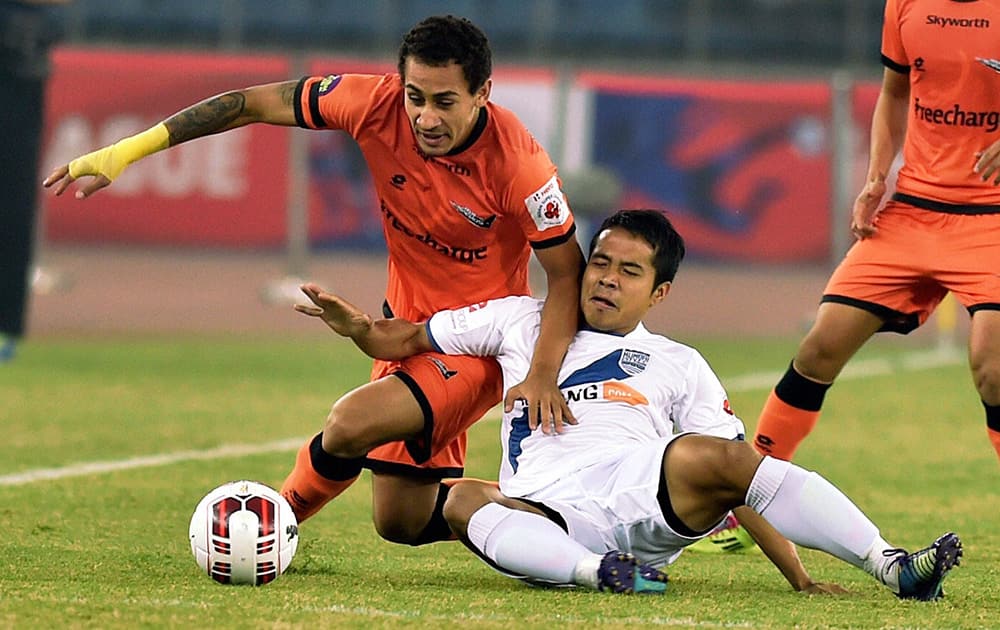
[44, 15, 584, 545]
[752, 0, 1000, 462]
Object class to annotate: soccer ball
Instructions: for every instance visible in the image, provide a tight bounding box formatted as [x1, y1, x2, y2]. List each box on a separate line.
[188, 480, 299, 585]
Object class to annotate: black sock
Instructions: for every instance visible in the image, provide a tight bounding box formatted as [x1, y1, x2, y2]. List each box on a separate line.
[308, 432, 365, 481]
[409, 482, 454, 546]
[774, 361, 832, 411]
[984, 401, 1000, 433]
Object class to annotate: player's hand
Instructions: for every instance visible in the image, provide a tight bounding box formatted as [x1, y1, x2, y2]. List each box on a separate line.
[44, 124, 169, 198]
[850, 176, 887, 240]
[798, 582, 850, 596]
[294, 283, 373, 338]
[42, 141, 131, 199]
[43, 162, 113, 199]
[975, 139, 1000, 185]
[504, 372, 577, 435]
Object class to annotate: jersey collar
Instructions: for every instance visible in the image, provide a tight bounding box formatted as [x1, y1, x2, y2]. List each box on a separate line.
[579, 321, 650, 338]
[445, 107, 488, 157]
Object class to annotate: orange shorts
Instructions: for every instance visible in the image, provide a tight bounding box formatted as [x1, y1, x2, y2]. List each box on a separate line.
[823, 201, 1000, 334]
[363, 352, 503, 479]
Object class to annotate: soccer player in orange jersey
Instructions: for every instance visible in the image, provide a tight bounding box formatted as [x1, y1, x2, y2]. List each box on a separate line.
[44, 16, 585, 545]
[752, 0, 1000, 462]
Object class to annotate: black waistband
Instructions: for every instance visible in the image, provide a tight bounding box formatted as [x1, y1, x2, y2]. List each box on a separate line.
[892, 192, 1000, 215]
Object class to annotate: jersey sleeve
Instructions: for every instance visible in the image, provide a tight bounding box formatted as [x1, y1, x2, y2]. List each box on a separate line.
[503, 143, 577, 250]
[293, 73, 386, 135]
[669, 351, 746, 440]
[880, 0, 909, 72]
[425, 296, 541, 358]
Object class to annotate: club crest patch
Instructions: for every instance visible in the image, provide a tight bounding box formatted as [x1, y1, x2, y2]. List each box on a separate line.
[619, 350, 650, 376]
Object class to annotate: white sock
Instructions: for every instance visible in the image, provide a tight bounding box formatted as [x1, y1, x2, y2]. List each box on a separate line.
[466, 502, 602, 588]
[746, 457, 887, 575]
[862, 536, 901, 593]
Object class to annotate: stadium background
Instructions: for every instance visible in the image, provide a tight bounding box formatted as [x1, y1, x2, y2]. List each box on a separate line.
[30, 0, 959, 344]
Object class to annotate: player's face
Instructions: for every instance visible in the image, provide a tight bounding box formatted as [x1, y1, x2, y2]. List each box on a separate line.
[402, 57, 490, 156]
[581, 227, 670, 335]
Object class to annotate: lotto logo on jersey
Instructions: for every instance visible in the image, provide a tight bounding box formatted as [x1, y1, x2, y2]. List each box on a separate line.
[525, 175, 570, 231]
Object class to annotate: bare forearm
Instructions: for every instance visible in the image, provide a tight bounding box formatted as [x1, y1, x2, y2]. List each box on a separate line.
[529, 273, 579, 377]
[866, 74, 909, 181]
[351, 319, 432, 361]
[734, 507, 814, 591]
[163, 81, 299, 146]
[163, 93, 247, 145]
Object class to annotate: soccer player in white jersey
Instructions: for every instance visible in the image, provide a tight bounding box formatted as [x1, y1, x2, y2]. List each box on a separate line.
[295, 209, 961, 599]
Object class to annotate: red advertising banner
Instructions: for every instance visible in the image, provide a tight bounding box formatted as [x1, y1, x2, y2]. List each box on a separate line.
[41, 47, 292, 247]
[852, 80, 894, 192]
[579, 72, 833, 263]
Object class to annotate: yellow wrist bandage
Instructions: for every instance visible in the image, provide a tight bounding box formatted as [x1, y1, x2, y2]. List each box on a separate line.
[68, 123, 170, 182]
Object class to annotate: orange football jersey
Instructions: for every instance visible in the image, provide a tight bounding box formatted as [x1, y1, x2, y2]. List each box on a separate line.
[882, 0, 1000, 206]
[294, 73, 576, 321]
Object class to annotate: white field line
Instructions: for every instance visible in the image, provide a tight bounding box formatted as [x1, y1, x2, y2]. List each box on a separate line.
[0, 438, 305, 487]
[722, 346, 963, 393]
[0, 347, 963, 488]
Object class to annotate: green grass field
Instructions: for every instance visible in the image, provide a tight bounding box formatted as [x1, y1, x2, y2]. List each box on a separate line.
[2, 335, 998, 628]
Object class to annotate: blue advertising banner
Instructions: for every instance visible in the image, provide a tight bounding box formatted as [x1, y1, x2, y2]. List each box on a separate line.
[582, 73, 833, 263]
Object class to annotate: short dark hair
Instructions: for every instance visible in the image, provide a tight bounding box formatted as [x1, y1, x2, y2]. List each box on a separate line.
[397, 15, 492, 94]
[588, 209, 685, 286]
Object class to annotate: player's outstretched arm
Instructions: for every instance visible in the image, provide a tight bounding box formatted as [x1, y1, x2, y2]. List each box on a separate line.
[733, 506, 849, 595]
[43, 80, 300, 199]
[294, 283, 434, 360]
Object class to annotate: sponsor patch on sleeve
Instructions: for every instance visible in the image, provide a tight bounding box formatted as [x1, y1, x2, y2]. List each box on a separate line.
[446, 301, 491, 334]
[317, 74, 342, 93]
[524, 175, 570, 232]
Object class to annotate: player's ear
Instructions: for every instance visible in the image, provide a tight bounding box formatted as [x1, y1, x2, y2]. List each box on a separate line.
[649, 281, 671, 307]
[474, 78, 491, 107]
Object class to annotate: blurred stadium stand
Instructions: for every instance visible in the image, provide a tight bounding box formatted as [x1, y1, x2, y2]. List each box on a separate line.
[55, 0, 885, 69]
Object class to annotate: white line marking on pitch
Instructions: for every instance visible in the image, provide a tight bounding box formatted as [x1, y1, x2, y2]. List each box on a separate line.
[0, 438, 306, 487]
[722, 346, 962, 394]
[0, 348, 963, 487]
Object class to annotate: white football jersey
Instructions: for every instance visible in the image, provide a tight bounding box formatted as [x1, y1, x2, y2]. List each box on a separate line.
[426, 296, 746, 497]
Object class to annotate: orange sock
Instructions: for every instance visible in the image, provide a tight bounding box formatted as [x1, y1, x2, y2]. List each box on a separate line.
[987, 428, 1000, 463]
[279, 438, 359, 523]
[752, 389, 820, 460]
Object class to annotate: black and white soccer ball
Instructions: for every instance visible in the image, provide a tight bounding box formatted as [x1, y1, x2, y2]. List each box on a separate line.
[188, 480, 298, 585]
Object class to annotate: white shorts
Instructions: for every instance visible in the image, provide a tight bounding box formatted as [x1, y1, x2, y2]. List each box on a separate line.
[517, 434, 719, 567]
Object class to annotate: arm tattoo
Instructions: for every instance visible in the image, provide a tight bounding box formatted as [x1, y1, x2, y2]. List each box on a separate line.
[164, 92, 246, 145]
[278, 82, 297, 108]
